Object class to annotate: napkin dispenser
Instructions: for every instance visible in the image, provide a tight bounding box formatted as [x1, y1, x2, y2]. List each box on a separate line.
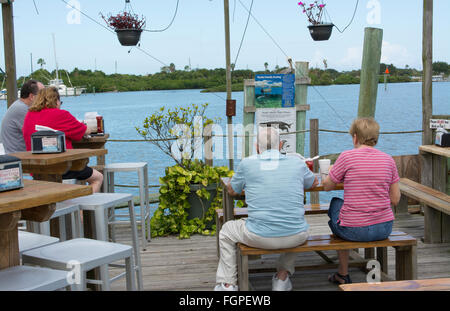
[0, 155, 23, 192]
[435, 128, 450, 147]
[31, 130, 66, 154]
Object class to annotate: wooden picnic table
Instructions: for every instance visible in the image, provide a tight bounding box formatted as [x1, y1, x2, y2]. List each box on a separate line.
[9, 148, 108, 182]
[220, 176, 344, 222]
[0, 179, 92, 270]
[417, 145, 450, 243]
[72, 134, 109, 173]
[419, 145, 449, 193]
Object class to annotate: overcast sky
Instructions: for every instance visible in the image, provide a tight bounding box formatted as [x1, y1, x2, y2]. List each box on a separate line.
[6, 0, 450, 76]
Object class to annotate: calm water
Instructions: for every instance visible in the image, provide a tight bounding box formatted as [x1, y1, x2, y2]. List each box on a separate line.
[1, 82, 449, 206]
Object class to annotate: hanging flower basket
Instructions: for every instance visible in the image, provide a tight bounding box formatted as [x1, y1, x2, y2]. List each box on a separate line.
[101, 11, 146, 46]
[115, 29, 143, 46]
[307, 23, 334, 41]
[298, 1, 333, 41]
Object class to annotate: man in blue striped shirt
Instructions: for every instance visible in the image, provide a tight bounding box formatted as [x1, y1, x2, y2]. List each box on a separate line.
[214, 126, 318, 291]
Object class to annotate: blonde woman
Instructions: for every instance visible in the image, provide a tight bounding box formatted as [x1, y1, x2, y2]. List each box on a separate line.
[22, 87, 103, 192]
[323, 117, 401, 285]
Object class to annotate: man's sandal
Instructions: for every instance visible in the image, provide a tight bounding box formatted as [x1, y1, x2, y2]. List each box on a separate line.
[328, 272, 352, 284]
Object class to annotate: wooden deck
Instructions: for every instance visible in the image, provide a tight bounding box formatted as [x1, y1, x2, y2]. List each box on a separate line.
[109, 212, 450, 291]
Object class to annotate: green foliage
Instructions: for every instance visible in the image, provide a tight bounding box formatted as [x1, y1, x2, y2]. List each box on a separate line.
[136, 103, 219, 169]
[136, 103, 232, 239]
[16, 61, 440, 93]
[152, 159, 233, 239]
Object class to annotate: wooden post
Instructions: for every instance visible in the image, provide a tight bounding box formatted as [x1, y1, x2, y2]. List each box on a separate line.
[295, 62, 309, 155]
[358, 27, 383, 118]
[204, 124, 213, 167]
[223, 0, 234, 170]
[422, 0, 433, 146]
[243, 80, 255, 158]
[2, 0, 18, 108]
[310, 119, 319, 204]
[421, 0, 433, 194]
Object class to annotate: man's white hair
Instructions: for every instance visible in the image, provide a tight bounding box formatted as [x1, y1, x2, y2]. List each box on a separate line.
[257, 126, 280, 152]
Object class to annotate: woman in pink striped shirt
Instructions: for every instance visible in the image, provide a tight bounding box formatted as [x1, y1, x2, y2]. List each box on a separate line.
[323, 117, 401, 284]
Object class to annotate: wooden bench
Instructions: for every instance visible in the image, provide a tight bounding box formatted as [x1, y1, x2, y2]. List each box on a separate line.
[236, 231, 417, 291]
[339, 278, 450, 291]
[215, 203, 330, 257]
[398, 178, 450, 243]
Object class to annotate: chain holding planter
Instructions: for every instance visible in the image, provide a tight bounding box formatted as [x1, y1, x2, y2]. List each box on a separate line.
[101, 0, 146, 46]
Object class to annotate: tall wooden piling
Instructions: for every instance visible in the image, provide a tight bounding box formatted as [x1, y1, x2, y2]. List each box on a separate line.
[421, 0, 434, 191]
[2, 0, 18, 108]
[358, 27, 383, 118]
[422, 0, 433, 146]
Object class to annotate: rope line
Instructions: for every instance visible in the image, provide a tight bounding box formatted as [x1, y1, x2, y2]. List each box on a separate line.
[107, 129, 423, 143]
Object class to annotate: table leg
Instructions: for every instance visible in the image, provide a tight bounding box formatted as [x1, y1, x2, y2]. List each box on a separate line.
[0, 211, 21, 269]
[424, 205, 442, 243]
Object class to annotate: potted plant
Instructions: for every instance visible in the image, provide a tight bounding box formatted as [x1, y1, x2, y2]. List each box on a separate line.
[298, 1, 334, 41]
[136, 103, 233, 239]
[101, 10, 146, 46]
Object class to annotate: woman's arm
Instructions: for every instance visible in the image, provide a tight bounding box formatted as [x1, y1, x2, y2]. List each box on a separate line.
[323, 175, 337, 191]
[389, 182, 401, 206]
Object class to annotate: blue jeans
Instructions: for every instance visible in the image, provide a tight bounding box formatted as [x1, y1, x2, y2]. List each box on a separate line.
[327, 197, 393, 242]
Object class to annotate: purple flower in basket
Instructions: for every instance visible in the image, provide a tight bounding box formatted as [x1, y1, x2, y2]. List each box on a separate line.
[298, 1, 327, 25]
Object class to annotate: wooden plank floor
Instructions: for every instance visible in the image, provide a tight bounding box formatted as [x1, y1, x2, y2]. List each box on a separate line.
[109, 212, 450, 291]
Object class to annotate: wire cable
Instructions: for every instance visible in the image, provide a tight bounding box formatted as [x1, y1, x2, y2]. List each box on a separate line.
[143, 0, 180, 32]
[237, 0, 290, 59]
[237, 0, 348, 126]
[232, 0, 254, 70]
[60, 0, 167, 66]
[325, 0, 359, 34]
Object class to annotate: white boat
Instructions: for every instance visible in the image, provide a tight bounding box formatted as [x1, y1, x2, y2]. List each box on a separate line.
[0, 88, 21, 101]
[48, 78, 85, 97]
[48, 34, 86, 97]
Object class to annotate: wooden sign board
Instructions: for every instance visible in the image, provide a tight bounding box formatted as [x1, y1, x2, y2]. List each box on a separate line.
[430, 119, 450, 129]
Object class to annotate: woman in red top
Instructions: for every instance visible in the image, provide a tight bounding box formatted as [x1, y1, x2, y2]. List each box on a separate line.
[22, 87, 103, 192]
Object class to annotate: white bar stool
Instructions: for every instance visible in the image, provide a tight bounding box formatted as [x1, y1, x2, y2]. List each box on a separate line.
[28, 201, 83, 241]
[60, 193, 143, 290]
[103, 162, 151, 249]
[19, 231, 60, 255]
[0, 266, 71, 291]
[22, 238, 136, 291]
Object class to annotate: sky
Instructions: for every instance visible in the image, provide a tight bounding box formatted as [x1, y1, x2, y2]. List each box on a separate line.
[5, 0, 450, 77]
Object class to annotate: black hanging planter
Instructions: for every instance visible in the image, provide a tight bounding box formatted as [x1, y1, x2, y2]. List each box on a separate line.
[307, 23, 334, 41]
[115, 29, 143, 46]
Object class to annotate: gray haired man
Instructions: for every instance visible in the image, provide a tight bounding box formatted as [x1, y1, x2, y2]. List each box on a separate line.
[214, 126, 318, 291]
[0, 80, 45, 154]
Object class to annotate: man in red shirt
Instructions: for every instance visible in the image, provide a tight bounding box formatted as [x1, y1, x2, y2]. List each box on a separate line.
[22, 87, 103, 192]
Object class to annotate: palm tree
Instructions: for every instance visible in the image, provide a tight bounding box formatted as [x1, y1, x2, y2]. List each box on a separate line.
[264, 62, 269, 72]
[169, 63, 176, 73]
[37, 58, 46, 69]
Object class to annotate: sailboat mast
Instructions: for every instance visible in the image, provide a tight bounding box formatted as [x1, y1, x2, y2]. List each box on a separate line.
[52, 33, 59, 82]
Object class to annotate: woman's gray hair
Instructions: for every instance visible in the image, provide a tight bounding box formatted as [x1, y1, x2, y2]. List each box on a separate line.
[257, 126, 280, 152]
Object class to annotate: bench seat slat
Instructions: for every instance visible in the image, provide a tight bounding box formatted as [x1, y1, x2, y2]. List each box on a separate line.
[399, 178, 450, 215]
[339, 278, 450, 291]
[238, 233, 416, 256]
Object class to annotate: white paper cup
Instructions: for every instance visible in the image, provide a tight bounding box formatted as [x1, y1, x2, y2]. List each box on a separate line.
[319, 159, 331, 180]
